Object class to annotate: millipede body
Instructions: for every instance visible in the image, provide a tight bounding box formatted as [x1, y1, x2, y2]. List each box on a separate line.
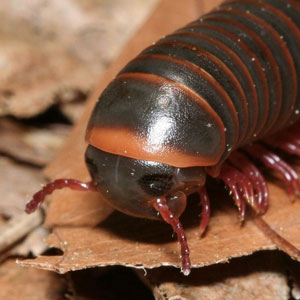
[26, 0, 300, 275]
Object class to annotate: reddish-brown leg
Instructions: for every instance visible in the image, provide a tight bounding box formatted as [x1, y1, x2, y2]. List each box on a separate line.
[25, 179, 96, 213]
[198, 186, 210, 236]
[265, 122, 300, 156]
[218, 163, 248, 221]
[232, 169, 254, 206]
[266, 135, 300, 157]
[229, 151, 269, 214]
[153, 197, 191, 276]
[245, 144, 300, 201]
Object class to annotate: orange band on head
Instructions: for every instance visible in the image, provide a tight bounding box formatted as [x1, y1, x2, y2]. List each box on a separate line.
[86, 127, 221, 168]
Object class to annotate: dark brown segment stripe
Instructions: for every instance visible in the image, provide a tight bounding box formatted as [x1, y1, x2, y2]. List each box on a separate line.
[200, 15, 282, 137]
[210, 7, 297, 136]
[161, 31, 258, 143]
[259, 0, 300, 124]
[222, 0, 300, 130]
[177, 23, 269, 139]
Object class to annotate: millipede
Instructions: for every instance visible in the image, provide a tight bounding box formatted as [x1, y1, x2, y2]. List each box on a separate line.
[26, 0, 300, 275]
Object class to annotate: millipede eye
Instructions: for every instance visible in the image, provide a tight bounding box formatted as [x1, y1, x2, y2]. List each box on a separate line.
[138, 174, 174, 196]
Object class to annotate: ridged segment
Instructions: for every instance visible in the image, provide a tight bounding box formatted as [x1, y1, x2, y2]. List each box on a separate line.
[177, 23, 269, 139]
[209, 7, 297, 135]
[222, 0, 300, 131]
[257, 0, 300, 124]
[199, 14, 282, 136]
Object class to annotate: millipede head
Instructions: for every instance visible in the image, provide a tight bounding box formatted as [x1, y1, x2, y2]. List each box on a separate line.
[85, 144, 208, 275]
[85, 144, 206, 220]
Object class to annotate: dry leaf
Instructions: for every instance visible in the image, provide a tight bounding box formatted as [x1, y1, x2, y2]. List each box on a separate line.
[146, 252, 292, 300]
[0, 210, 43, 254]
[60, 101, 86, 123]
[0, 156, 44, 216]
[20, 0, 300, 277]
[0, 259, 66, 300]
[0, 0, 158, 118]
[0, 119, 69, 166]
[0, 155, 47, 256]
[11, 226, 49, 257]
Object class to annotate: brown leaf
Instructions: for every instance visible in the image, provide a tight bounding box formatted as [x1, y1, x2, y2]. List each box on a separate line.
[11, 226, 49, 257]
[0, 156, 44, 216]
[60, 101, 86, 123]
[0, 154, 48, 256]
[0, 119, 69, 166]
[20, 0, 300, 276]
[0, 210, 43, 254]
[146, 252, 292, 300]
[0, 0, 158, 118]
[0, 259, 66, 300]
